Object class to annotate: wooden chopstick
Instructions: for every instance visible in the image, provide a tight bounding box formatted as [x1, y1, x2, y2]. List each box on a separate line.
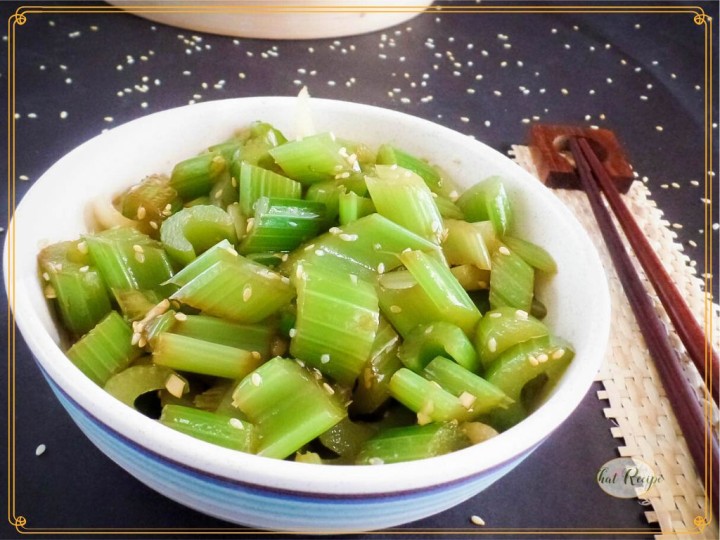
[569, 136, 718, 515]
[576, 137, 719, 404]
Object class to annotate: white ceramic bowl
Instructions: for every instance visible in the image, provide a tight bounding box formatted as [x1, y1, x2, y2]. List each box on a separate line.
[5, 97, 610, 532]
[107, 1, 431, 40]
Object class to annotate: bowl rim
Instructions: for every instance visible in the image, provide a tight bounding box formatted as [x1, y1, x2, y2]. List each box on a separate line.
[4, 96, 610, 496]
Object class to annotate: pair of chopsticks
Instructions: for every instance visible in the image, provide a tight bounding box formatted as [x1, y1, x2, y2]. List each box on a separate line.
[568, 137, 718, 516]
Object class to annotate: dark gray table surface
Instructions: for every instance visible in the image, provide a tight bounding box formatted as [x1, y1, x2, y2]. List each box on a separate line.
[2, 1, 718, 538]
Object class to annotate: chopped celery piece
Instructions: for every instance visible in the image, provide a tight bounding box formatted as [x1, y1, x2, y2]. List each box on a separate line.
[170, 151, 227, 200]
[376, 144, 444, 193]
[245, 252, 284, 267]
[232, 357, 347, 459]
[143, 309, 177, 345]
[165, 239, 236, 287]
[502, 236, 557, 274]
[489, 247, 535, 312]
[456, 176, 513, 235]
[351, 317, 402, 415]
[442, 219, 492, 270]
[280, 213, 439, 283]
[208, 137, 247, 162]
[338, 191, 375, 225]
[377, 272, 446, 338]
[238, 162, 302, 216]
[209, 169, 238, 209]
[290, 263, 379, 385]
[84, 227, 175, 294]
[433, 195, 465, 220]
[193, 380, 234, 410]
[485, 336, 574, 430]
[356, 422, 470, 465]
[38, 241, 112, 336]
[474, 221, 500, 254]
[239, 197, 325, 255]
[398, 321, 480, 373]
[173, 314, 273, 359]
[450, 265, 491, 291]
[104, 364, 188, 408]
[66, 311, 142, 386]
[474, 306, 549, 368]
[171, 253, 294, 323]
[233, 121, 288, 171]
[365, 165, 444, 243]
[319, 418, 375, 459]
[120, 174, 181, 230]
[112, 288, 162, 321]
[399, 250, 481, 336]
[153, 332, 264, 379]
[160, 404, 255, 452]
[226, 202, 247, 242]
[423, 356, 512, 416]
[305, 181, 342, 230]
[268, 133, 357, 184]
[160, 205, 237, 267]
[389, 368, 471, 423]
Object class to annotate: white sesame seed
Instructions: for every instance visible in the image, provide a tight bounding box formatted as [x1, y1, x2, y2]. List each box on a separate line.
[390, 305, 402, 313]
[229, 418, 245, 430]
[528, 356, 539, 366]
[368, 457, 384, 465]
[488, 338, 497, 353]
[489, 312, 502, 318]
[136, 206, 146, 220]
[552, 348, 565, 359]
[323, 382, 335, 395]
[243, 285, 253, 302]
[35, 444, 46, 457]
[251, 373, 263, 386]
[537, 353, 549, 363]
[135, 252, 145, 264]
[289, 328, 297, 338]
[498, 246, 511, 255]
[377, 263, 386, 274]
[515, 310, 528, 320]
[79, 265, 89, 273]
[174, 312, 188, 321]
[321, 354, 331, 364]
[470, 515, 485, 526]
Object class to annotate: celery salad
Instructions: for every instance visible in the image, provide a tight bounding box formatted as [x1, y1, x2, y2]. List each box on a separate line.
[38, 118, 573, 465]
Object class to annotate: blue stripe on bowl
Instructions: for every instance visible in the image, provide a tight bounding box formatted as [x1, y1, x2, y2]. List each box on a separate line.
[39, 365, 535, 532]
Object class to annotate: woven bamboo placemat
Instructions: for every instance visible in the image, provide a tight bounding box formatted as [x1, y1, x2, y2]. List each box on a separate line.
[511, 145, 719, 540]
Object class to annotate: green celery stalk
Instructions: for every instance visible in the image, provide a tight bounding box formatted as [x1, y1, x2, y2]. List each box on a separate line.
[502, 236, 558, 274]
[238, 162, 302, 216]
[170, 255, 295, 323]
[399, 250, 481, 336]
[165, 239, 236, 287]
[112, 288, 163, 321]
[442, 219, 492, 270]
[38, 240, 112, 337]
[170, 151, 227, 200]
[209, 169, 238, 209]
[84, 227, 175, 294]
[388, 368, 471, 423]
[152, 332, 264, 379]
[143, 309, 177, 345]
[375, 144, 444, 193]
[290, 263, 379, 385]
[66, 311, 142, 386]
[433, 195, 465, 219]
[173, 314, 274, 359]
[450, 265, 491, 291]
[104, 364, 188, 408]
[351, 316, 403, 415]
[160, 404, 255, 452]
[318, 418, 375, 459]
[485, 336, 574, 430]
[279, 213, 440, 283]
[226, 202, 247, 243]
[231, 357, 347, 459]
[356, 422, 470, 465]
[119, 174, 182, 233]
[365, 165, 444, 243]
[376, 271, 447, 338]
[160, 205, 237, 267]
[423, 356, 513, 416]
[338, 191, 375, 225]
[398, 321, 480, 373]
[268, 133, 357, 185]
[456, 176, 513, 236]
[305, 181, 342, 231]
[239, 197, 325, 254]
[474, 306, 549, 368]
[474, 221, 500, 254]
[488, 246, 535, 312]
[233, 121, 288, 171]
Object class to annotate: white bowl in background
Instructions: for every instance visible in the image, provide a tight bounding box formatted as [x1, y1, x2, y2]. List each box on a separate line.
[106, 1, 432, 40]
[5, 96, 610, 532]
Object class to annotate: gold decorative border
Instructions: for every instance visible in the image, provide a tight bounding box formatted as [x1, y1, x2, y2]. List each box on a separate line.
[5, 2, 715, 536]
